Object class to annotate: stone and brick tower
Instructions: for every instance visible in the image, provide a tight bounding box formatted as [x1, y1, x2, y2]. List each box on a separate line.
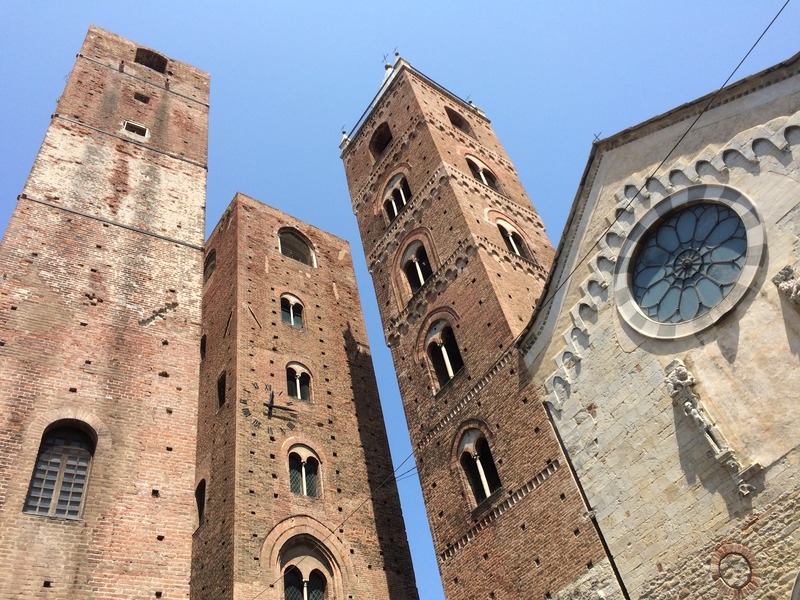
[191, 193, 419, 599]
[341, 59, 612, 599]
[0, 26, 208, 598]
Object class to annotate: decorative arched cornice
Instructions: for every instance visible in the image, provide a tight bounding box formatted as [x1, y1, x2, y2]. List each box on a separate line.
[536, 110, 800, 413]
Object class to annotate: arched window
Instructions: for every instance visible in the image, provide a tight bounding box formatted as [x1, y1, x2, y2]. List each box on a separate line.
[497, 220, 529, 259]
[369, 122, 393, 159]
[24, 424, 95, 519]
[280, 536, 334, 600]
[286, 363, 312, 401]
[288, 445, 320, 498]
[217, 371, 227, 408]
[134, 48, 168, 73]
[426, 321, 464, 388]
[458, 430, 501, 505]
[203, 250, 216, 284]
[466, 157, 501, 192]
[403, 244, 433, 293]
[195, 479, 206, 524]
[445, 107, 474, 137]
[383, 175, 413, 222]
[279, 229, 315, 267]
[281, 295, 304, 329]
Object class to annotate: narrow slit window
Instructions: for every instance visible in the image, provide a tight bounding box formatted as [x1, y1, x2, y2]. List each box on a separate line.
[217, 372, 226, 408]
[203, 250, 216, 284]
[133, 92, 150, 104]
[195, 479, 206, 524]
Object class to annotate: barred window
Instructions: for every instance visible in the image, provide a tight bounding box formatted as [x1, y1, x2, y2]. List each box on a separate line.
[279, 229, 315, 267]
[24, 425, 94, 519]
[289, 450, 319, 498]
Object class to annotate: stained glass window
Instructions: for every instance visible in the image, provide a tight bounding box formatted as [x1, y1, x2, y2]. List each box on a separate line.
[631, 203, 747, 324]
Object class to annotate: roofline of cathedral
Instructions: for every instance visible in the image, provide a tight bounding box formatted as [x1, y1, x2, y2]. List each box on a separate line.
[517, 49, 800, 358]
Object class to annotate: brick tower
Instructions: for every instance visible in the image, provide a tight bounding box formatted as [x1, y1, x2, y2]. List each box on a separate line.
[191, 193, 419, 599]
[341, 59, 613, 599]
[0, 27, 208, 598]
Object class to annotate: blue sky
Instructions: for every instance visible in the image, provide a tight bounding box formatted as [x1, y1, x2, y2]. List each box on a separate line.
[1, 3, 797, 598]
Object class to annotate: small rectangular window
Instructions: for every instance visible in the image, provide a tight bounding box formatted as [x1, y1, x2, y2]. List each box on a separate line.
[134, 92, 150, 104]
[123, 121, 148, 137]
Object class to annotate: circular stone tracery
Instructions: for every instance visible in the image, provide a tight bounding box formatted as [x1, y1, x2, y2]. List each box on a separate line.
[631, 203, 747, 324]
[614, 185, 765, 340]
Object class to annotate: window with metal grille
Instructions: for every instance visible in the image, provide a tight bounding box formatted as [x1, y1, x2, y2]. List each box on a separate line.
[289, 451, 319, 498]
[284, 567, 303, 600]
[308, 570, 326, 600]
[279, 230, 315, 267]
[281, 296, 304, 328]
[286, 364, 311, 401]
[24, 426, 94, 519]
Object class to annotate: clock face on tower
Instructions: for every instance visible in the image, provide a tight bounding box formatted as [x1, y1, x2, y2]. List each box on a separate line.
[240, 382, 297, 435]
[614, 185, 765, 339]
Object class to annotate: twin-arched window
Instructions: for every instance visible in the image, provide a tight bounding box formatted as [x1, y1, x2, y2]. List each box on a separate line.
[426, 320, 464, 388]
[288, 445, 320, 498]
[24, 423, 95, 519]
[466, 156, 501, 193]
[458, 430, 501, 505]
[497, 220, 529, 259]
[403, 244, 433, 294]
[279, 229, 316, 267]
[281, 536, 332, 600]
[281, 295, 304, 329]
[384, 175, 412, 222]
[287, 363, 312, 401]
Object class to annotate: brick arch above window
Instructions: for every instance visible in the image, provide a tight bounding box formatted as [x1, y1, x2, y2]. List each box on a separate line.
[278, 228, 316, 268]
[391, 228, 440, 307]
[465, 154, 503, 194]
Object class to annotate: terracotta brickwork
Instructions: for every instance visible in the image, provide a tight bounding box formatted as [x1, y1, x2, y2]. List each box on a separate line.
[342, 61, 609, 600]
[192, 194, 419, 600]
[0, 26, 208, 599]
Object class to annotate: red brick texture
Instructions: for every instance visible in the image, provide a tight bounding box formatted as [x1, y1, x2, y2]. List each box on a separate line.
[0, 27, 207, 599]
[192, 194, 419, 600]
[342, 64, 608, 599]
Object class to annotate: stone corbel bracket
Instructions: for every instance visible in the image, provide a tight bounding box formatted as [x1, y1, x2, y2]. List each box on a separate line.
[664, 359, 761, 496]
[772, 265, 800, 304]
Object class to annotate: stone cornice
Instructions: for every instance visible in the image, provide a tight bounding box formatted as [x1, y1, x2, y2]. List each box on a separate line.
[439, 460, 561, 562]
[386, 239, 477, 344]
[352, 116, 425, 213]
[414, 348, 516, 449]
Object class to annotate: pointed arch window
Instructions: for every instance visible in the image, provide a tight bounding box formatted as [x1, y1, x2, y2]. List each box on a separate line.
[24, 424, 95, 519]
[466, 157, 501, 193]
[286, 363, 312, 401]
[403, 244, 433, 294]
[383, 175, 413, 222]
[288, 445, 320, 498]
[281, 295, 304, 329]
[369, 122, 393, 159]
[445, 107, 474, 137]
[426, 320, 464, 388]
[458, 430, 501, 505]
[497, 220, 529, 259]
[279, 229, 316, 267]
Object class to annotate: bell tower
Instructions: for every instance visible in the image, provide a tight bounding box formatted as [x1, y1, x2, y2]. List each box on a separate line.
[341, 59, 609, 598]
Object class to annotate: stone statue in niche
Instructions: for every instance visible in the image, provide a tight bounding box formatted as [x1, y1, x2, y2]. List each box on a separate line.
[773, 265, 800, 303]
[664, 358, 760, 496]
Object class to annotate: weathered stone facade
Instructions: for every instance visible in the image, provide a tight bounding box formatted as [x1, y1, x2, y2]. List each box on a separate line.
[522, 53, 800, 598]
